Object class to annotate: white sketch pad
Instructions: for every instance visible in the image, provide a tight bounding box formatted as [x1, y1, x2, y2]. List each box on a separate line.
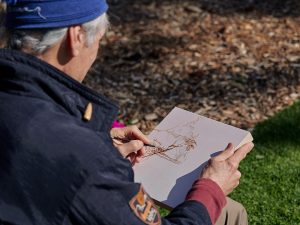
[134, 107, 253, 209]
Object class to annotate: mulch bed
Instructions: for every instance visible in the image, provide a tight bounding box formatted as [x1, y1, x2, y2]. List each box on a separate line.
[85, 0, 300, 133]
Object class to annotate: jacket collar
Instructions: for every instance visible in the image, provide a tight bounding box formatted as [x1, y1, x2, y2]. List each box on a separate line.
[0, 48, 119, 132]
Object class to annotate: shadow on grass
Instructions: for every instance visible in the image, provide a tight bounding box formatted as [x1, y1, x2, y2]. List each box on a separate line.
[253, 101, 300, 146]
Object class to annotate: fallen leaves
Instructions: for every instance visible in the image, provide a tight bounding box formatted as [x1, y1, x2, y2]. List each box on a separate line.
[86, 0, 300, 133]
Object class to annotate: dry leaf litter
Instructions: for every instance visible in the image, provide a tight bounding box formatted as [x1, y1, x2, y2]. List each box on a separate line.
[85, 0, 300, 133]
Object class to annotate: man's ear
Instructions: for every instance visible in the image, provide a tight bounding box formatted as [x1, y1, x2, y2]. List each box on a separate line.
[67, 25, 85, 57]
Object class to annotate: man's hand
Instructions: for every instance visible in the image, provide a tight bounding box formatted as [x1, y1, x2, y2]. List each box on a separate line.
[110, 126, 152, 165]
[201, 142, 254, 195]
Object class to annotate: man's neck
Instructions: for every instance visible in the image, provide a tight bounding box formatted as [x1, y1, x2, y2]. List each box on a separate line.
[37, 43, 85, 83]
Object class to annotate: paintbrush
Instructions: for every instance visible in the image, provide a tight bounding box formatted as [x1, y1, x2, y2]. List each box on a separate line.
[112, 137, 159, 148]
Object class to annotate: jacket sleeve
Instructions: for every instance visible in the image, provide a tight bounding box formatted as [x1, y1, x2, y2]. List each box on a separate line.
[186, 179, 227, 224]
[64, 133, 214, 225]
[66, 170, 213, 225]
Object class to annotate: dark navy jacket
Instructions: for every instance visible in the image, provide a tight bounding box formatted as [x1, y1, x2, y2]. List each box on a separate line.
[0, 49, 211, 225]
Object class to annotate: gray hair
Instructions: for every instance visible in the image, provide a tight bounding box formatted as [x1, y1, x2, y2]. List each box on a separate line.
[3, 13, 109, 55]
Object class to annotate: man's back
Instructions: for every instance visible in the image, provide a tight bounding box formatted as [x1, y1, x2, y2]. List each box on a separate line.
[0, 49, 134, 225]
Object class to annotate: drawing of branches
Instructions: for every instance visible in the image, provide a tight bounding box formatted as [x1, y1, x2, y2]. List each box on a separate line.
[143, 117, 200, 164]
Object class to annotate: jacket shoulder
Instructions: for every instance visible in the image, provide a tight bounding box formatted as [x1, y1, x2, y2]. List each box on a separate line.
[0, 97, 131, 225]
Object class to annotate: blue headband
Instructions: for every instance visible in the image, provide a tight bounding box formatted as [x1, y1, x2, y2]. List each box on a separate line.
[5, 0, 108, 29]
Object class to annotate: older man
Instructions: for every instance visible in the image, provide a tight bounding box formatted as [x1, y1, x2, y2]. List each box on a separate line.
[0, 0, 253, 224]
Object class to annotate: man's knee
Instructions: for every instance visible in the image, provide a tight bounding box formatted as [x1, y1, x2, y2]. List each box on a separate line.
[215, 197, 248, 225]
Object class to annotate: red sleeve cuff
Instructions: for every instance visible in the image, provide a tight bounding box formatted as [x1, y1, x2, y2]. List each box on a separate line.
[186, 178, 226, 224]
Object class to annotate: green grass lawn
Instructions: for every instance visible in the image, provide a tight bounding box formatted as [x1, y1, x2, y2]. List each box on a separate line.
[159, 101, 300, 224]
[230, 101, 300, 225]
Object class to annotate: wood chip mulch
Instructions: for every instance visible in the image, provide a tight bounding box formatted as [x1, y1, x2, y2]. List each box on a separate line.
[85, 0, 300, 133]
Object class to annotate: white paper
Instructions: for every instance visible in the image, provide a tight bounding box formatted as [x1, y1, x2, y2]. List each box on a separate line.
[134, 107, 253, 208]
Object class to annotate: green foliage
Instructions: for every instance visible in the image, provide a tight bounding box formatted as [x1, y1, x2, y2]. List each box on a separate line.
[159, 101, 300, 224]
[158, 207, 169, 217]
